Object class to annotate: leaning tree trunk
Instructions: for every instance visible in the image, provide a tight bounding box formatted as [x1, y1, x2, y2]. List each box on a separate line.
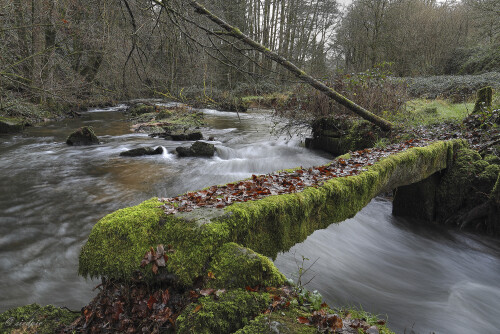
[161, 0, 394, 131]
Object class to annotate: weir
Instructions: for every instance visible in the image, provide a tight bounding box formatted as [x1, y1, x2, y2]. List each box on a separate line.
[79, 139, 465, 288]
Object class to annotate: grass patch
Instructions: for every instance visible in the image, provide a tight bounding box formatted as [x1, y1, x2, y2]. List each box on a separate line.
[387, 98, 474, 126]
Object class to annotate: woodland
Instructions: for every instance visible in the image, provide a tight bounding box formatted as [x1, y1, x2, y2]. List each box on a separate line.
[0, 0, 498, 108]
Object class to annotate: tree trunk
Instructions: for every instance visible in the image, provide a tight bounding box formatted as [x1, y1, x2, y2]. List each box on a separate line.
[186, 1, 393, 131]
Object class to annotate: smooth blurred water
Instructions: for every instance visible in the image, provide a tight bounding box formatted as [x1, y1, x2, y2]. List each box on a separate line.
[274, 198, 500, 334]
[1, 105, 499, 334]
[0, 105, 329, 312]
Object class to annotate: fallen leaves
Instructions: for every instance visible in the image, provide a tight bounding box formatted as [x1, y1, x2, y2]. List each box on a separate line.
[160, 139, 433, 214]
[67, 280, 185, 333]
[140, 244, 174, 274]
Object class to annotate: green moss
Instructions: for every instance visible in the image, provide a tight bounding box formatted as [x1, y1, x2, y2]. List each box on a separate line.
[478, 164, 500, 182]
[234, 309, 318, 334]
[208, 242, 285, 289]
[131, 105, 204, 133]
[484, 154, 500, 165]
[223, 140, 459, 258]
[0, 304, 78, 334]
[337, 306, 395, 334]
[176, 289, 270, 334]
[79, 198, 231, 285]
[436, 147, 499, 221]
[129, 104, 155, 115]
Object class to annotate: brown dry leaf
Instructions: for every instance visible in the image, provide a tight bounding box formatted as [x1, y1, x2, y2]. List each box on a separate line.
[200, 288, 215, 296]
[297, 316, 310, 325]
[147, 295, 157, 310]
[328, 314, 343, 330]
[193, 304, 203, 313]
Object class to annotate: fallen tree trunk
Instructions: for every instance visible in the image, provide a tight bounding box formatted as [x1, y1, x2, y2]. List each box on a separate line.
[154, 0, 394, 131]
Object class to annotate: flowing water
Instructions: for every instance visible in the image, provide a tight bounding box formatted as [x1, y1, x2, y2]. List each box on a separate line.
[0, 105, 499, 334]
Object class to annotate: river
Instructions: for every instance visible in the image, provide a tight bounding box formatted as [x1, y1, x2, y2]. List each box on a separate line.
[0, 105, 499, 334]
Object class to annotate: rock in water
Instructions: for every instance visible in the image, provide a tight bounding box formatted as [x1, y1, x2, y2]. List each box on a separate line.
[66, 126, 99, 146]
[176, 141, 215, 157]
[169, 131, 203, 141]
[0, 117, 25, 133]
[120, 147, 163, 157]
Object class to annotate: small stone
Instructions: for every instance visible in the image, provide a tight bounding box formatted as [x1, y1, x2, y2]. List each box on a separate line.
[120, 147, 163, 157]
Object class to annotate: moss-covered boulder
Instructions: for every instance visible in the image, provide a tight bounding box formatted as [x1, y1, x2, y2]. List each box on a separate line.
[0, 304, 78, 334]
[0, 116, 25, 133]
[128, 103, 156, 115]
[176, 289, 270, 334]
[307, 117, 381, 155]
[176, 141, 215, 157]
[66, 126, 99, 146]
[208, 243, 285, 289]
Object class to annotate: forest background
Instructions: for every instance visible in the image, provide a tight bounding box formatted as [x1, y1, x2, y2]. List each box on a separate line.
[0, 0, 498, 118]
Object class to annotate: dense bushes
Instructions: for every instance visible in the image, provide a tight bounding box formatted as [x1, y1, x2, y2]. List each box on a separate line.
[402, 72, 500, 99]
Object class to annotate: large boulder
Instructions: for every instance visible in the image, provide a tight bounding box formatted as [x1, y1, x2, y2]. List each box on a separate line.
[0, 116, 25, 133]
[176, 141, 215, 157]
[66, 126, 99, 146]
[120, 146, 163, 157]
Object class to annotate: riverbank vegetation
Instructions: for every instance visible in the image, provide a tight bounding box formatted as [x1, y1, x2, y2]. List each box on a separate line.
[1, 0, 498, 125]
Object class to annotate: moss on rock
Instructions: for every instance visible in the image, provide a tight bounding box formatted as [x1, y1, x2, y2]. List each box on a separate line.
[436, 147, 499, 221]
[208, 242, 285, 289]
[234, 309, 318, 334]
[66, 126, 99, 146]
[0, 304, 78, 334]
[0, 116, 25, 133]
[78, 198, 232, 285]
[484, 154, 500, 165]
[473, 86, 493, 113]
[176, 289, 270, 334]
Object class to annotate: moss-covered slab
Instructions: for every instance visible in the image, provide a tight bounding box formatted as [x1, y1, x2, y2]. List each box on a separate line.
[79, 140, 463, 285]
[0, 304, 78, 334]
